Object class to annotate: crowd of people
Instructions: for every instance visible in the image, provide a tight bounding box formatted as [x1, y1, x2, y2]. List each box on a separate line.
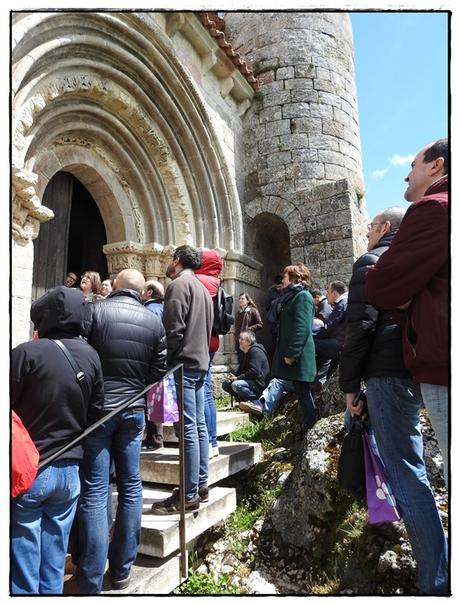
[11, 138, 449, 595]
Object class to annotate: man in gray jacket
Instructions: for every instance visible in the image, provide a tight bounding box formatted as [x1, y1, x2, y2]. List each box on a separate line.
[151, 245, 213, 514]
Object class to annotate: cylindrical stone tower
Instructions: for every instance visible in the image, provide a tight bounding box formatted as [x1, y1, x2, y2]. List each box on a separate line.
[225, 12, 368, 290]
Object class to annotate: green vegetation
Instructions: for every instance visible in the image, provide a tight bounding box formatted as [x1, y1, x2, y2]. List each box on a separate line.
[176, 570, 242, 595]
[227, 414, 298, 450]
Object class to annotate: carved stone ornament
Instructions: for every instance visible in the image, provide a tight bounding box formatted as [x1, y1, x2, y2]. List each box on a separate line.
[222, 258, 261, 288]
[13, 74, 192, 243]
[12, 165, 54, 244]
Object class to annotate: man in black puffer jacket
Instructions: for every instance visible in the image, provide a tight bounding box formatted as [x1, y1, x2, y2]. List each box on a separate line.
[339, 207, 448, 595]
[76, 269, 166, 594]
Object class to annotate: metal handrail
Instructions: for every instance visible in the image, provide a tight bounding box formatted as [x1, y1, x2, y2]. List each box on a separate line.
[37, 363, 188, 581]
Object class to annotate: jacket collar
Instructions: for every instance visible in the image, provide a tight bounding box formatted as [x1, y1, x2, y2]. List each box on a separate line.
[424, 174, 448, 197]
[107, 288, 143, 303]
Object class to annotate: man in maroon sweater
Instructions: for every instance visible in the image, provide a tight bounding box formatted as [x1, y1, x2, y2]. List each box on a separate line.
[365, 138, 449, 488]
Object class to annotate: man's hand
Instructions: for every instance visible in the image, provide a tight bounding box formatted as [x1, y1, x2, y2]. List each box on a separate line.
[346, 392, 363, 416]
[227, 373, 236, 381]
[284, 357, 295, 366]
[396, 299, 412, 310]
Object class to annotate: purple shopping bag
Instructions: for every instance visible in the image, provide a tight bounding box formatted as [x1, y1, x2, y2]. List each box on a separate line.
[147, 375, 179, 423]
[363, 431, 400, 525]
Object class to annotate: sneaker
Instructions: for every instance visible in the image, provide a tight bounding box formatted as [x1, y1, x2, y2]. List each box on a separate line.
[212, 446, 219, 458]
[110, 575, 131, 590]
[208, 443, 214, 459]
[239, 400, 263, 416]
[150, 490, 200, 515]
[198, 485, 209, 502]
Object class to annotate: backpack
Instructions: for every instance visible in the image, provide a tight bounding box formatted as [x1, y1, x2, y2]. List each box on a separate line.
[213, 284, 234, 335]
[11, 411, 40, 498]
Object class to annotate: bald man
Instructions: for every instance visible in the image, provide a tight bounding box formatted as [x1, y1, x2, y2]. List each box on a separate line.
[76, 268, 166, 594]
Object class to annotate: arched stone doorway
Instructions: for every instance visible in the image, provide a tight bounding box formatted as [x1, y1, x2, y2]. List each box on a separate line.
[32, 171, 107, 301]
[246, 212, 291, 357]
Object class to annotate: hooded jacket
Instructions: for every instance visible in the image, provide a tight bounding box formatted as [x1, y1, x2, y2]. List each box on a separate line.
[195, 249, 223, 353]
[339, 232, 411, 393]
[11, 286, 104, 463]
[82, 288, 167, 416]
[365, 175, 448, 385]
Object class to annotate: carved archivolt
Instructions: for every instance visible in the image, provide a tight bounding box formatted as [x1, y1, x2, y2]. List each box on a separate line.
[13, 73, 192, 244]
[12, 165, 54, 243]
[54, 136, 146, 244]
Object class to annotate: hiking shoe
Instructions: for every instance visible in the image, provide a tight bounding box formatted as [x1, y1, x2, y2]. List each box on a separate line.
[198, 485, 209, 502]
[110, 575, 130, 590]
[150, 490, 200, 515]
[239, 401, 263, 416]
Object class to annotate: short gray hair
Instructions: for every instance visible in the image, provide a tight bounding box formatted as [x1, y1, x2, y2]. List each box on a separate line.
[239, 330, 256, 345]
[379, 207, 407, 231]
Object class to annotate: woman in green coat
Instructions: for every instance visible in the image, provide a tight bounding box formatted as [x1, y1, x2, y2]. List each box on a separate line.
[271, 264, 317, 432]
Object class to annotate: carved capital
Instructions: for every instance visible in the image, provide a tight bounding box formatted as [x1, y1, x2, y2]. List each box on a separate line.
[12, 165, 54, 244]
[222, 258, 261, 288]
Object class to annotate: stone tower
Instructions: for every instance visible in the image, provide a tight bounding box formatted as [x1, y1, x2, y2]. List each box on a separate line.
[224, 12, 368, 292]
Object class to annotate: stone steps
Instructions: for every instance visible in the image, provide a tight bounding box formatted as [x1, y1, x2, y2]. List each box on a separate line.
[140, 441, 263, 485]
[161, 409, 250, 442]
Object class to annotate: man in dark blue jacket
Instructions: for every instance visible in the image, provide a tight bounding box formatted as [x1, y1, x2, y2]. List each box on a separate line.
[341, 206, 448, 595]
[76, 269, 166, 593]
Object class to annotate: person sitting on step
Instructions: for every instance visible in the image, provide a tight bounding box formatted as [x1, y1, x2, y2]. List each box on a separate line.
[222, 331, 269, 403]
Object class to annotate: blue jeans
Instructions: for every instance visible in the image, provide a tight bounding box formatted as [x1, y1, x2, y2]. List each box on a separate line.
[257, 378, 295, 416]
[222, 379, 260, 400]
[77, 409, 145, 593]
[420, 383, 449, 488]
[11, 460, 80, 594]
[183, 370, 209, 500]
[204, 353, 218, 448]
[366, 377, 448, 594]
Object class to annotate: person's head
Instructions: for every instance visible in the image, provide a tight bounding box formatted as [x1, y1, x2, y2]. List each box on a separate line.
[273, 274, 283, 290]
[366, 206, 407, 251]
[143, 279, 165, 301]
[100, 277, 114, 298]
[326, 281, 347, 304]
[31, 286, 85, 338]
[80, 270, 101, 295]
[404, 138, 448, 202]
[239, 292, 257, 310]
[166, 245, 200, 279]
[64, 272, 77, 288]
[311, 290, 324, 306]
[238, 330, 256, 353]
[281, 264, 312, 289]
[114, 269, 146, 294]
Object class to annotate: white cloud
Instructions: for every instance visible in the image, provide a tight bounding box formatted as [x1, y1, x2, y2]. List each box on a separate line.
[389, 153, 414, 167]
[371, 168, 388, 179]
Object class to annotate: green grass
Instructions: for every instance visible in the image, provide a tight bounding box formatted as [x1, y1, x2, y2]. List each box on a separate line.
[227, 414, 297, 450]
[176, 570, 242, 594]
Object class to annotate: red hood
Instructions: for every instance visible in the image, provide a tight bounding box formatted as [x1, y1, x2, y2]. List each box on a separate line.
[195, 249, 223, 278]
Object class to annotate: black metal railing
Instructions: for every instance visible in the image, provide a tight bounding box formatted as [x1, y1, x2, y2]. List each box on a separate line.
[37, 363, 188, 580]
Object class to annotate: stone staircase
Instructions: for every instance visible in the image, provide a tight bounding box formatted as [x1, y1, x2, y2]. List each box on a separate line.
[101, 408, 262, 594]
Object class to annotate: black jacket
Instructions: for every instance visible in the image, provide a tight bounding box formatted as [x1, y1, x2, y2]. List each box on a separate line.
[314, 295, 348, 345]
[339, 232, 411, 393]
[11, 286, 104, 463]
[236, 343, 270, 393]
[82, 288, 167, 417]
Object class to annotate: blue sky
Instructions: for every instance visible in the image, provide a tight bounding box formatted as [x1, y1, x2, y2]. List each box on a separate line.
[350, 11, 449, 220]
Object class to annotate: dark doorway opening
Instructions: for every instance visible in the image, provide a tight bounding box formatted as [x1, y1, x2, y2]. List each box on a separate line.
[246, 212, 291, 358]
[32, 171, 107, 302]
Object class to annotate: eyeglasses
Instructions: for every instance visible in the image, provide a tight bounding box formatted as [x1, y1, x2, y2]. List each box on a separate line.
[367, 222, 385, 231]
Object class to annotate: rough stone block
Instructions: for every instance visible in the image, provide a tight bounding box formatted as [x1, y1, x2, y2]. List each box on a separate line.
[258, 137, 281, 155]
[259, 180, 295, 198]
[253, 57, 280, 74]
[324, 163, 349, 180]
[320, 193, 352, 213]
[290, 247, 305, 263]
[316, 208, 351, 229]
[257, 165, 286, 185]
[257, 70, 275, 85]
[295, 63, 316, 78]
[279, 133, 310, 150]
[290, 117, 322, 134]
[261, 90, 291, 108]
[291, 148, 319, 162]
[259, 105, 282, 123]
[276, 66, 295, 80]
[290, 89, 319, 104]
[318, 150, 345, 166]
[284, 78, 314, 90]
[309, 103, 333, 120]
[266, 119, 291, 137]
[308, 134, 339, 151]
[282, 103, 311, 119]
[313, 79, 337, 94]
[333, 106, 351, 125]
[317, 90, 342, 109]
[324, 238, 353, 259]
[292, 162, 325, 180]
[322, 120, 345, 138]
[266, 150, 292, 167]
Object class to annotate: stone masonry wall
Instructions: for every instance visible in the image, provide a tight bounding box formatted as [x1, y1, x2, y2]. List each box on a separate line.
[224, 12, 368, 286]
